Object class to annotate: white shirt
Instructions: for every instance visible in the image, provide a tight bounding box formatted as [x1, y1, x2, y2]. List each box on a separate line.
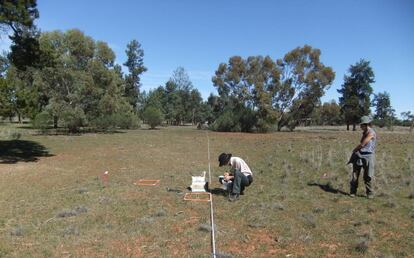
[230, 157, 253, 176]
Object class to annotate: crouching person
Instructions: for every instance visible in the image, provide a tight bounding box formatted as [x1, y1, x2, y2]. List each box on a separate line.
[218, 153, 253, 202]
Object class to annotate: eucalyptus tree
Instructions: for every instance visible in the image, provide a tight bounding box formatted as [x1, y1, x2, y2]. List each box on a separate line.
[212, 55, 279, 132]
[274, 45, 335, 131]
[35, 29, 136, 131]
[212, 45, 334, 132]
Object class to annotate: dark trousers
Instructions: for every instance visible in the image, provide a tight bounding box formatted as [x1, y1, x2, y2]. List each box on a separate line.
[350, 163, 373, 196]
[231, 169, 252, 194]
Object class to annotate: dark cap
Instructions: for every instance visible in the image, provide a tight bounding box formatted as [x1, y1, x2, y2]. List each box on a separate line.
[218, 153, 232, 167]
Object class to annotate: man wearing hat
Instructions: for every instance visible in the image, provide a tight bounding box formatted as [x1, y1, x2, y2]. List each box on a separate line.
[349, 115, 377, 199]
[218, 153, 253, 201]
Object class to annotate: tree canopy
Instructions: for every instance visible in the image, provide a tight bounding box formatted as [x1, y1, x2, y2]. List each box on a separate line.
[338, 59, 375, 130]
[212, 45, 335, 132]
[373, 91, 395, 128]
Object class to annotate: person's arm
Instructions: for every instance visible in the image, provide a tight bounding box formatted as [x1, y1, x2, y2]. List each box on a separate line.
[224, 172, 234, 181]
[353, 131, 374, 153]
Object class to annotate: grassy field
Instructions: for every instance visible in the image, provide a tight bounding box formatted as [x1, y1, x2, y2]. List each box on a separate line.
[0, 123, 413, 257]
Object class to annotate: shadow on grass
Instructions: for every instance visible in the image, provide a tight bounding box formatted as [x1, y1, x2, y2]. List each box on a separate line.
[307, 182, 349, 196]
[30, 128, 126, 136]
[0, 140, 53, 164]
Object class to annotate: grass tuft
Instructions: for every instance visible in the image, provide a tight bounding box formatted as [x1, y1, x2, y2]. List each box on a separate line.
[10, 226, 24, 237]
[312, 207, 325, 214]
[154, 209, 167, 217]
[216, 252, 234, 258]
[57, 206, 88, 218]
[98, 196, 111, 204]
[269, 202, 285, 211]
[383, 200, 397, 208]
[301, 213, 316, 228]
[198, 223, 212, 232]
[78, 187, 88, 194]
[408, 192, 414, 199]
[354, 238, 369, 253]
[63, 225, 80, 236]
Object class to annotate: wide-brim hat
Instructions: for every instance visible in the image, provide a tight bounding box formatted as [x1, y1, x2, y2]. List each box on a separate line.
[218, 153, 231, 167]
[360, 116, 372, 125]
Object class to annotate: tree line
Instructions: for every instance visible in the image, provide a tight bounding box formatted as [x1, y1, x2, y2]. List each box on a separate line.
[1, 0, 412, 133]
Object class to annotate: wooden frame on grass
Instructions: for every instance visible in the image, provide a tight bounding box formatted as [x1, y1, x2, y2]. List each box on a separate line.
[183, 192, 211, 202]
[134, 179, 160, 186]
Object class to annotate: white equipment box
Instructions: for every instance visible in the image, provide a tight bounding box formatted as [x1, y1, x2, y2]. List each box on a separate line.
[190, 171, 207, 192]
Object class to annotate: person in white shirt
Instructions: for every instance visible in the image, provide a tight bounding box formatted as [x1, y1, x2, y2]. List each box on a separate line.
[218, 153, 253, 202]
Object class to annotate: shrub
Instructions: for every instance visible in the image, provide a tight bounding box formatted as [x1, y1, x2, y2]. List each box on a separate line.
[256, 117, 274, 133]
[238, 108, 257, 132]
[114, 112, 140, 129]
[91, 112, 140, 131]
[211, 111, 240, 132]
[32, 112, 51, 133]
[142, 106, 164, 129]
[92, 115, 116, 130]
[60, 108, 86, 133]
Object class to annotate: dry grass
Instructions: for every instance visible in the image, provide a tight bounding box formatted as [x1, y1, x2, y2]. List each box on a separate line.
[1, 123, 413, 257]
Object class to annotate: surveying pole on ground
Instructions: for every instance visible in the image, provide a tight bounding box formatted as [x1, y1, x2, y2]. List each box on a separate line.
[183, 133, 217, 258]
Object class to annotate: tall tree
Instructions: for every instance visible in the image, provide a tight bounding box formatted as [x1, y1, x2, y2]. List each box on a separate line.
[0, 0, 38, 34]
[1, 0, 40, 70]
[162, 80, 179, 125]
[212, 55, 280, 132]
[5, 65, 42, 122]
[171, 66, 193, 91]
[211, 45, 334, 132]
[373, 91, 395, 128]
[189, 88, 202, 124]
[338, 59, 375, 131]
[123, 39, 147, 109]
[0, 59, 15, 119]
[34, 29, 135, 131]
[170, 67, 194, 124]
[274, 45, 335, 131]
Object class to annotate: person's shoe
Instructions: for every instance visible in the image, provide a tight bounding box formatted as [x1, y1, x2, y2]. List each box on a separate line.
[240, 191, 244, 195]
[228, 193, 240, 202]
[367, 194, 374, 199]
[349, 193, 356, 198]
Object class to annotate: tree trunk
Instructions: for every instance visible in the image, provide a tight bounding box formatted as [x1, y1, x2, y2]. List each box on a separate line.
[192, 109, 195, 125]
[352, 123, 356, 131]
[346, 123, 349, 131]
[17, 112, 22, 124]
[53, 116, 58, 129]
[410, 120, 413, 133]
[277, 122, 282, 131]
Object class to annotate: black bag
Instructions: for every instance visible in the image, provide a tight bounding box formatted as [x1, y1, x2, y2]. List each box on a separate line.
[247, 175, 253, 186]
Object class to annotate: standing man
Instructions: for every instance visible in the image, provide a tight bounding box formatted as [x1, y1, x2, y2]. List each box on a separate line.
[218, 153, 253, 202]
[350, 116, 377, 199]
